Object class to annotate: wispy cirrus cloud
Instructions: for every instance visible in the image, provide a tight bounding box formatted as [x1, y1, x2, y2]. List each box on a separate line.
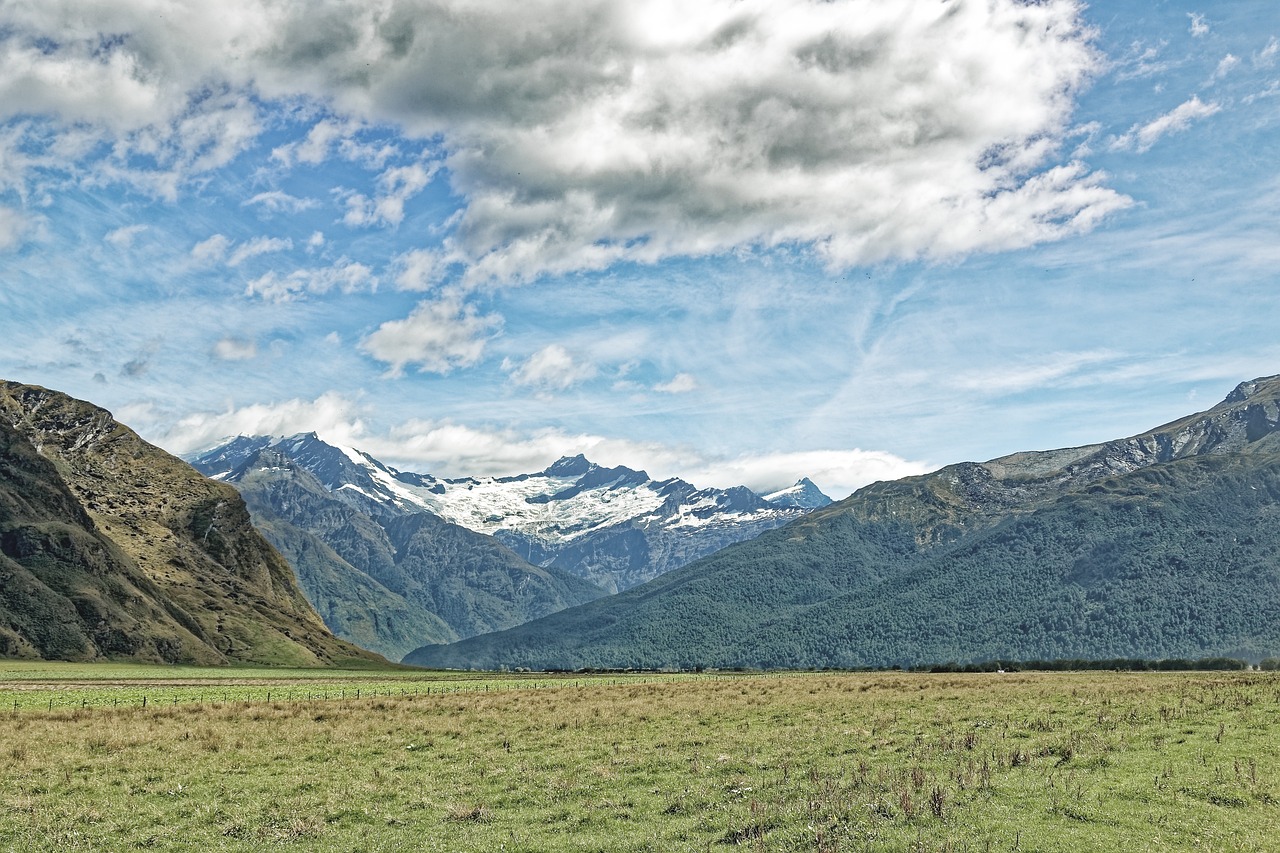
[243, 190, 317, 214]
[1110, 95, 1221, 152]
[212, 337, 258, 361]
[104, 224, 148, 249]
[227, 236, 292, 267]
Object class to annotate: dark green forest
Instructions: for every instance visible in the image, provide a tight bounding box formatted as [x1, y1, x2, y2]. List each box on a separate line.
[407, 451, 1280, 670]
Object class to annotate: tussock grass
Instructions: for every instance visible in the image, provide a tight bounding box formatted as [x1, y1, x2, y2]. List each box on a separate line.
[2, 669, 1279, 850]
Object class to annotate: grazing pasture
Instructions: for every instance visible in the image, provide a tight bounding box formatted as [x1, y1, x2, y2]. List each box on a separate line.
[2, 665, 1278, 851]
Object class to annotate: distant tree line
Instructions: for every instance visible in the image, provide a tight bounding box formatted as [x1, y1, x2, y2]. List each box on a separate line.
[915, 657, 1253, 673]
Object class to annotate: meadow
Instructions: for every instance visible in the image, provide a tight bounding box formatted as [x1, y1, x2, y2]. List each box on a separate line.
[2, 665, 1278, 851]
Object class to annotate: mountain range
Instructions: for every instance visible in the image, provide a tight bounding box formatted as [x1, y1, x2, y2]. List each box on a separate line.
[188, 434, 829, 659]
[406, 375, 1280, 671]
[191, 436, 829, 594]
[0, 381, 378, 666]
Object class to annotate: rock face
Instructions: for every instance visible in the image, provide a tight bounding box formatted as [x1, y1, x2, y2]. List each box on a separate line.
[192, 437, 830, 594]
[405, 375, 1280, 671]
[0, 381, 380, 666]
[198, 445, 608, 661]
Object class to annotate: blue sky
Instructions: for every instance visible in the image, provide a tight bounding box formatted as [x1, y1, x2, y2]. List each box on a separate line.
[1, 0, 1277, 498]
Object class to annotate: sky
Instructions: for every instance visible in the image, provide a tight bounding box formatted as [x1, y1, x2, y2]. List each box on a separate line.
[1, 0, 1278, 499]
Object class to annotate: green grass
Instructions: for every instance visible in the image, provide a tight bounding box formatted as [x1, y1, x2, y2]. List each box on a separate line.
[3, 668, 1280, 851]
[0, 660, 706, 712]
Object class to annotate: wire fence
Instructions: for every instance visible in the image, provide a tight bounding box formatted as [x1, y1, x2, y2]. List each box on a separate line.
[0, 671, 768, 714]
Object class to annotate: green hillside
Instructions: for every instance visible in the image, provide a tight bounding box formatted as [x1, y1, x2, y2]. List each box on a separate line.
[0, 381, 380, 666]
[407, 376, 1280, 670]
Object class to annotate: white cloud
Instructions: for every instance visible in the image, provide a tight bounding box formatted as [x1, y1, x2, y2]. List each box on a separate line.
[212, 337, 258, 361]
[505, 344, 597, 390]
[272, 119, 347, 167]
[1210, 54, 1240, 83]
[227, 235, 293, 267]
[0, 0, 1124, 284]
[104, 224, 147, 249]
[1257, 37, 1279, 67]
[1188, 13, 1209, 38]
[654, 373, 698, 394]
[191, 233, 231, 263]
[244, 257, 376, 302]
[687, 449, 932, 499]
[951, 351, 1120, 397]
[341, 162, 438, 228]
[1110, 96, 1222, 153]
[360, 292, 500, 375]
[155, 391, 370, 456]
[0, 205, 31, 251]
[340, 415, 924, 498]
[243, 190, 317, 214]
[271, 118, 399, 169]
[144, 385, 926, 498]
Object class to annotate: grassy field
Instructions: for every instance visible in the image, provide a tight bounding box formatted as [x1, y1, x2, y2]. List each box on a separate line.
[2, 666, 1279, 851]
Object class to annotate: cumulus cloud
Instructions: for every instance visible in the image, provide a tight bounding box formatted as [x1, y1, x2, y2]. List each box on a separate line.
[360, 292, 501, 375]
[1110, 96, 1222, 152]
[271, 119, 398, 169]
[155, 391, 370, 456]
[1188, 13, 1209, 38]
[341, 162, 438, 227]
[504, 344, 597, 390]
[244, 257, 375, 301]
[1, 0, 1125, 284]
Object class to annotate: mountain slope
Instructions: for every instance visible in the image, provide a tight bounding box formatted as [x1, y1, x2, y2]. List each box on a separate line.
[0, 381, 380, 666]
[405, 375, 1280, 670]
[211, 447, 607, 660]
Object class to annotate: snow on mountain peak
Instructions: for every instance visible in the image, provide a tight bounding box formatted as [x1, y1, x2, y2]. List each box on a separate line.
[188, 435, 831, 592]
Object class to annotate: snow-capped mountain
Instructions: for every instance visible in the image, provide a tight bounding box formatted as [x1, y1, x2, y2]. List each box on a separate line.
[763, 477, 832, 509]
[190, 434, 831, 593]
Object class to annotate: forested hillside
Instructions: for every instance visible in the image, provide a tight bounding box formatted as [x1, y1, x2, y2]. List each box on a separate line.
[407, 376, 1280, 670]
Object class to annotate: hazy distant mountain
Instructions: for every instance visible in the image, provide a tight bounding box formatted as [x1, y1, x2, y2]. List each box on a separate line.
[406, 375, 1280, 671]
[0, 381, 379, 666]
[190, 442, 607, 660]
[192, 437, 830, 594]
